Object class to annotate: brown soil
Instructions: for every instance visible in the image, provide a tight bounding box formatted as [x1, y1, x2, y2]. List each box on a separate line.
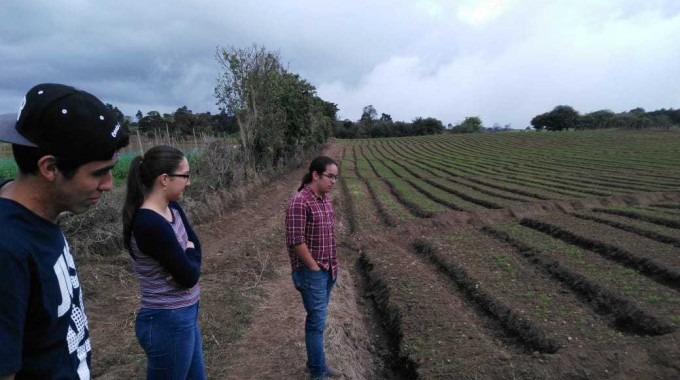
[82, 140, 680, 379]
[84, 144, 384, 379]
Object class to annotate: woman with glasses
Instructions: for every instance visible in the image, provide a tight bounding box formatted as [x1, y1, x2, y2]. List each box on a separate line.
[121, 145, 205, 380]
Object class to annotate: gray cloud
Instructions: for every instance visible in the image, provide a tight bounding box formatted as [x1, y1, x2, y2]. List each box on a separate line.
[1, 0, 678, 129]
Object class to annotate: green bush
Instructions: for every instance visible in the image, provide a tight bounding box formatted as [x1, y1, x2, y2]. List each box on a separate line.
[0, 158, 17, 179]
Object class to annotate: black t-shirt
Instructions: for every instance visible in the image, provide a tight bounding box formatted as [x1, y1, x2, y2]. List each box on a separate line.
[0, 195, 92, 379]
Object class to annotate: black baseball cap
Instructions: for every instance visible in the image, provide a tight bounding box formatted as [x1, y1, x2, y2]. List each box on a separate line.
[0, 83, 129, 162]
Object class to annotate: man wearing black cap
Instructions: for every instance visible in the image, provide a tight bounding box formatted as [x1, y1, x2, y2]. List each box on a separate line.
[0, 83, 129, 380]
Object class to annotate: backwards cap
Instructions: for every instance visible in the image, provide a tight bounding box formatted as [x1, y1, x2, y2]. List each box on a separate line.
[0, 83, 129, 162]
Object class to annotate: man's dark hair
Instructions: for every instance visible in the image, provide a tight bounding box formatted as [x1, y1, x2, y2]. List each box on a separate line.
[298, 156, 338, 191]
[12, 140, 129, 180]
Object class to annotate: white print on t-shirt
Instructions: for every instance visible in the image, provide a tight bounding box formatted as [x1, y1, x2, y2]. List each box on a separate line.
[53, 240, 91, 380]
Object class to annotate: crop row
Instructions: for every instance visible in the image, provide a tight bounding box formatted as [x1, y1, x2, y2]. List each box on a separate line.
[349, 144, 563, 218]
[345, 131, 680, 193]
[339, 131, 680, 378]
[353, 219, 680, 378]
[520, 214, 680, 291]
[414, 131, 680, 175]
[398, 140, 677, 194]
[382, 141, 616, 199]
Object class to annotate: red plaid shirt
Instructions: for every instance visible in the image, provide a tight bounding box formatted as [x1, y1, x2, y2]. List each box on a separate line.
[285, 185, 338, 279]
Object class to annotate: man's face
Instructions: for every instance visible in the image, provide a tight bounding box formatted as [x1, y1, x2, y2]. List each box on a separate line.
[315, 164, 338, 195]
[53, 158, 117, 215]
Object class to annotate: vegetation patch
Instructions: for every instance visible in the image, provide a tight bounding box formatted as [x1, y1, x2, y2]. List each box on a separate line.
[483, 224, 676, 336]
[411, 238, 560, 354]
[365, 179, 413, 225]
[382, 178, 437, 218]
[571, 211, 680, 248]
[520, 217, 680, 291]
[594, 206, 680, 229]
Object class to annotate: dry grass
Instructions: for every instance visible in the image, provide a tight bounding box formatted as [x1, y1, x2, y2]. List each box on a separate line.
[324, 251, 385, 379]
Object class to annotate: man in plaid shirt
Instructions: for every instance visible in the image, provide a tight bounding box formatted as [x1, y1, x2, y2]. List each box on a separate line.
[286, 156, 341, 380]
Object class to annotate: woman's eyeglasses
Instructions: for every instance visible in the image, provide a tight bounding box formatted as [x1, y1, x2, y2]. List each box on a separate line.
[167, 173, 190, 179]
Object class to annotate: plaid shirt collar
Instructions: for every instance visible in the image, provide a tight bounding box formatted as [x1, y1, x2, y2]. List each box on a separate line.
[304, 184, 326, 201]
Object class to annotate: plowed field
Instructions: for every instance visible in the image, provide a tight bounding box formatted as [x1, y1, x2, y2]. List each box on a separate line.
[85, 130, 680, 379]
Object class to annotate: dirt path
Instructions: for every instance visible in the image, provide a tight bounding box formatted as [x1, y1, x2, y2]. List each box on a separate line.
[196, 170, 310, 379]
[195, 144, 381, 379]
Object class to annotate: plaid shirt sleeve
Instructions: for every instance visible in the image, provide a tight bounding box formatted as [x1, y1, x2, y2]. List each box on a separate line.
[286, 194, 307, 247]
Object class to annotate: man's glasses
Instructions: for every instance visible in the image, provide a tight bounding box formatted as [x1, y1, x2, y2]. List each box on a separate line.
[167, 173, 190, 179]
[320, 173, 339, 181]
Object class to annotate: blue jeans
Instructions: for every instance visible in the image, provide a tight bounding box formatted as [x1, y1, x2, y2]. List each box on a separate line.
[135, 302, 206, 380]
[292, 267, 337, 378]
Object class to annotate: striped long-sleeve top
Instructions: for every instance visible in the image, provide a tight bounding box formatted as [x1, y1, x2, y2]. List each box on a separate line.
[130, 201, 201, 309]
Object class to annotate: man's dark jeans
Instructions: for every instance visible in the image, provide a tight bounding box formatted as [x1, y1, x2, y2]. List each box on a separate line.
[292, 267, 337, 378]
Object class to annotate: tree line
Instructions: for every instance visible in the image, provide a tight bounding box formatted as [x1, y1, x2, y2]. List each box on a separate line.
[104, 105, 239, 138]
[332, 106, 517, 138]
[531, 105, 680, 131]
[333, 105, 445, 138]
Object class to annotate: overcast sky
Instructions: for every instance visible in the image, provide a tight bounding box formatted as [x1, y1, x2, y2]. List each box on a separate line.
[1, 0, 678, 129]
